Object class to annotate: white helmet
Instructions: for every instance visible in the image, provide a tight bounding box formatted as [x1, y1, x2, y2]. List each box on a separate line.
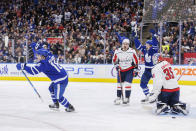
[122, 39, 130, 44]
[152, 53, 163, 65]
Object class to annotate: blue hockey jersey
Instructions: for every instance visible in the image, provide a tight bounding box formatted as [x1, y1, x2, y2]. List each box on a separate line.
[24, 55, 67, 84]
[134, 36, 159, 68]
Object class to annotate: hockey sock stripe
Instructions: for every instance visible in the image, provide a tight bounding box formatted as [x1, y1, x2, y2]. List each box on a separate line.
[60, 98, 67, 104]
[50, 92, 57, 103]
[125, 86, 131, 91]
[57, 84, 60, 99]
[60, 98, 69, 108]
[143, 88, 149, 95]
[64, 101, 69, 108]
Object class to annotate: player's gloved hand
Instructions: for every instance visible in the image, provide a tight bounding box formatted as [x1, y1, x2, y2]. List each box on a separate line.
[16, 63, 26, 70]
[149, 29, 156, 35]
[133, 65, 140, 77]
[133, 70, 139, 77]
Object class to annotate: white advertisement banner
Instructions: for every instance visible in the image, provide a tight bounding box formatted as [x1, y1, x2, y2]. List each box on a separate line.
[0, 64, 195, 81]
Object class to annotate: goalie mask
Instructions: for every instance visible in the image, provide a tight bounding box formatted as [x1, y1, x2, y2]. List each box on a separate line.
[152, 53, 163, 65]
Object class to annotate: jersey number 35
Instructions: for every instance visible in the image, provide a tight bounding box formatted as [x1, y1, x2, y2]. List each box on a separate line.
[163, 67, 174, 80]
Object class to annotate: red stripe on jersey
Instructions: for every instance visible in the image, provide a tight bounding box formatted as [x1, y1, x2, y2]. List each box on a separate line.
[133, 53, 138, 65]
[120, 66, 135, 72]
[117, 87, 122, 89]
[161, 87, 180, 92]
[113, 54, 117, 63]
[125, 86, 131, 89]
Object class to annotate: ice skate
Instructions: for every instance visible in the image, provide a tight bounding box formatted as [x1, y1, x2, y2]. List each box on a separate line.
[65, 104, 75, 112]
[141, 94, 150, 104]
[49, 102, 59, 110]
[114, 97, 122, 105]
[123, 98, 129, 104]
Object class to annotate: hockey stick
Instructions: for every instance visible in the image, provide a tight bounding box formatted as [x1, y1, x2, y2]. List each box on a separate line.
[117, 68, 124, 102]
[21, 70, 44, 102]
[177, 59, 194, 81]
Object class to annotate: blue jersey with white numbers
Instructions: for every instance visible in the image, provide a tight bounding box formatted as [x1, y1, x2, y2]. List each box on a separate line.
[24, 55, 67, 83]
[134, 36, 159, 68]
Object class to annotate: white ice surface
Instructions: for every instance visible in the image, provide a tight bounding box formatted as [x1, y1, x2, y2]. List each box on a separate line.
[0, 81, 196, 131]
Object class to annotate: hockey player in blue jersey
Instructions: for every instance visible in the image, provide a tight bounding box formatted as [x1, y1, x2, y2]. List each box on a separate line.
[16, 48, 75, 112]
[133, 29, 159, 103]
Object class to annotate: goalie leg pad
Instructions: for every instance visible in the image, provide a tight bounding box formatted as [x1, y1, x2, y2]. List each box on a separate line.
[172, 102, 189, 115]
[155, 102, 170, 115]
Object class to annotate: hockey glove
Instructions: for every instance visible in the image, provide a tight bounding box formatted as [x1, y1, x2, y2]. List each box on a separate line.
[133, 71, 139, 77]
[133, 66, 140, 77]
[16, 63, 26, 70]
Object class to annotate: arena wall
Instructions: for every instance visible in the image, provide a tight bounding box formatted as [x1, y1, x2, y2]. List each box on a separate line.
[0, 64, 195, 85]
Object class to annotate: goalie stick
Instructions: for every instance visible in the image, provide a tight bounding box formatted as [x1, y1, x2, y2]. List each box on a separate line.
[22, 70, 44, 102]
[177, 59, 194, 81]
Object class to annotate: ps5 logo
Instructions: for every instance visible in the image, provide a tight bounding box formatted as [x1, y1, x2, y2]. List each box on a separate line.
[64, 67, 94, 75]
[0, 65, 8, 75]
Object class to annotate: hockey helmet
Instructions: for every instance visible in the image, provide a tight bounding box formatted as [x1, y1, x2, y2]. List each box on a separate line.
[122, 38, 130, 44]
[36, 48, 49, 57]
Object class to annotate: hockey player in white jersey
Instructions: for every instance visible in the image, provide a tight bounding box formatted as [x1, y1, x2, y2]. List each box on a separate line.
[146, 53, 189, 115]
[113, 34, 138, 105]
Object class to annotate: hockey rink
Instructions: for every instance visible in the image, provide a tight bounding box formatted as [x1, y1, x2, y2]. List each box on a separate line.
[0, 81, 196, 131]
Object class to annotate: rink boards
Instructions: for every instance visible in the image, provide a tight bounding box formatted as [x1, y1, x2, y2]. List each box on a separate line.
[0, 64, 195, 85]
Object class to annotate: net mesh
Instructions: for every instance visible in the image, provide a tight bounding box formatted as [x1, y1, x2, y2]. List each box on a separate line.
[143, 0, 196, 23]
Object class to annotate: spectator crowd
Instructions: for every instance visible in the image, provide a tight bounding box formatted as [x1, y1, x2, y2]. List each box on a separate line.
[0, 0, 195, 64]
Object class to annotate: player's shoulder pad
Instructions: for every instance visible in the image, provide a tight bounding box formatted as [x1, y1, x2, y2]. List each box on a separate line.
[127, 48, 136, 53]
[115, 48, 123, 53]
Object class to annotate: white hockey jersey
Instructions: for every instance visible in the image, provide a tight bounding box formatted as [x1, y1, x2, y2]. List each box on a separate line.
[112, 48, 138, 72]
[151, 61, 179, 97]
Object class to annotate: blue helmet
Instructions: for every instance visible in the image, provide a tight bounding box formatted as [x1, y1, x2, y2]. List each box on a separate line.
[36, 48, 49, 57]
[146, 40, 154, 46]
